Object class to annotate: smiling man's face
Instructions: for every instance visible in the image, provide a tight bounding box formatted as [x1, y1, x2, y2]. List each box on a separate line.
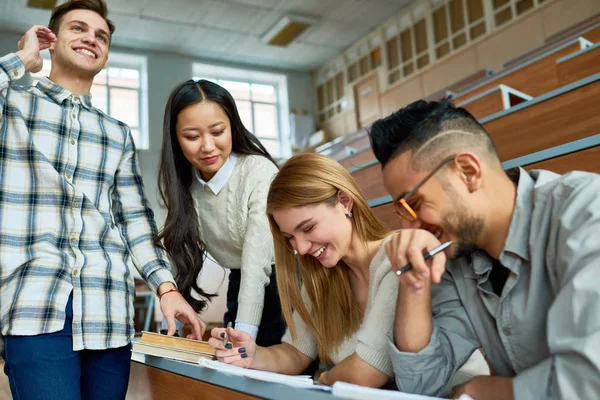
[51, 9, 110, 78]
[382, 151, 484, 260]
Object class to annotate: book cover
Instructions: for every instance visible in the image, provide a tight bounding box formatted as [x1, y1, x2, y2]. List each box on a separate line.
[132, 331, 216, 363]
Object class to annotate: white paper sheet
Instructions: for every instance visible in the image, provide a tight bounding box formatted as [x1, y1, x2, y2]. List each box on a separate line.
[331, 381, 474, 400]
[197, 358, 331, 391]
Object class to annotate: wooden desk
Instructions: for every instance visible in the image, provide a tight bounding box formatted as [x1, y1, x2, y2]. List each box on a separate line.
[126, 354, 338, 400]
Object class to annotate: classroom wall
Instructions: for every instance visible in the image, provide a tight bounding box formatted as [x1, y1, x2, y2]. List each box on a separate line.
[0, 31, 313, 324]
[322, 0, 600, 139]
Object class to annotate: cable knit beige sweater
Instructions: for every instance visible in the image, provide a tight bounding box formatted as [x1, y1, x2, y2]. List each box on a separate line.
[191, 154, 278, 326]
[282, 238, 398, 376]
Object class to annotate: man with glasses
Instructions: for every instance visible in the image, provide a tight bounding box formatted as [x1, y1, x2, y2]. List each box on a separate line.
[370, 98, 600, 399]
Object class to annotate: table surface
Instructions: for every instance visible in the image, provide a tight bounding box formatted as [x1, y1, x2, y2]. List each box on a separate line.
[131, 353, 343, 400]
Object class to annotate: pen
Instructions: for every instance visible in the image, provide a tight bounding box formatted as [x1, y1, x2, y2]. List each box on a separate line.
[395, 241, 453, 276]
[223, 321, 233, 347]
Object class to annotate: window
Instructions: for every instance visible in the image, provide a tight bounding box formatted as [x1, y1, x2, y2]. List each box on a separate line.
[30, 51, 149, 149]
[315, 58, 347, 124]
[194, 63, 290, 159]
[385, 4, 430, 85]
[432, 0, 486, 59]
[493, 0, 539, 27]
[346, 37, 382, 85]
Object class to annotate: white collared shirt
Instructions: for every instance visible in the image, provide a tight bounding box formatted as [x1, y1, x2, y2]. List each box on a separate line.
[195, 152, 238, 195]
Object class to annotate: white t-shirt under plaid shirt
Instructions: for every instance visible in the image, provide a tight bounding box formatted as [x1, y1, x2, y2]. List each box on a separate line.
[0, 53, 175, 353]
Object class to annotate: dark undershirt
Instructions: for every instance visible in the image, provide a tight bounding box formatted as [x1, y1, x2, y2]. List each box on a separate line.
[487, 167, 520, 296]
[489, 258, 510, 296]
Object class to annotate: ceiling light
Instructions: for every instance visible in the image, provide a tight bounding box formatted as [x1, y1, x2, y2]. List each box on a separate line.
[261, 14, 318, 47]
[26, 0, 57, 10]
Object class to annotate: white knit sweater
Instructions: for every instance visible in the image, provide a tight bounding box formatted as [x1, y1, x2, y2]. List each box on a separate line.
[282, 238, 398, 376]
[191, 154, 278, 326]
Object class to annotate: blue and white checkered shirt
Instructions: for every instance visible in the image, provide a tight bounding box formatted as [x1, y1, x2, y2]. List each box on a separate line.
[0, 53, 174, 352]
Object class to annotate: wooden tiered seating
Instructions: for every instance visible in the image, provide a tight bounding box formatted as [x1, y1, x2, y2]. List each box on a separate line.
[314, 127, 368, 158]
[544, 13, 600, 45]
[339, 72, 600, 200]
[348, 161, 387, 200]
[456, 84, 531, 120]
[424, 69, 494, 101]
[316, 69, 495, 162]
[481, 74, 600, 161]
[524, 145, 600, 174]
[339, 148, 375, 169]
[324, 35, 593, 165]
[452, 37, 591, 104]
[556, 43, 600, 85]
[328, 136, 371, 160]
[313, 15, 600, 232]
[504, 13, 600, 68]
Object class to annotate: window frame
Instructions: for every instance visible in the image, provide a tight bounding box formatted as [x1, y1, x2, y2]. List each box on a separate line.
[193, 63, 290, 159]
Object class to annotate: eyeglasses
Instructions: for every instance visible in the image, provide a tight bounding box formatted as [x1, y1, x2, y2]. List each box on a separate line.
[394, 156, 455, 221]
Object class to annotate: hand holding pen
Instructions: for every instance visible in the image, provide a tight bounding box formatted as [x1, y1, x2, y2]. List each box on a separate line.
[396, 241, 452, 276]
[222, 321, 232, 346]
[385, 230, 450, 294]
[208, 323, 256, 369]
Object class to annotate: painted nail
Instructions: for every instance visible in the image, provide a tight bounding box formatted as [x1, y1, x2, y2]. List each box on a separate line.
[238, 347, 246, 353]
[220, 332, 225, 338]
[241, 353, 248, 359]
[225, 343, 232, 349]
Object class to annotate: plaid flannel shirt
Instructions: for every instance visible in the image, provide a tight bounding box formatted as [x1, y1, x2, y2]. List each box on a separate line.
[0, 53, 174, 352]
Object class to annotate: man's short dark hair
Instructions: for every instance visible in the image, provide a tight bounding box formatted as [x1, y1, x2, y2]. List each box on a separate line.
[369, 98, 499, 169]
[48, 0, 115, 39]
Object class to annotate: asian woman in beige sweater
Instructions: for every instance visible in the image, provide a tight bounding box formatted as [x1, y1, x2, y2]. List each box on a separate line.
[155, 79, 284, 346]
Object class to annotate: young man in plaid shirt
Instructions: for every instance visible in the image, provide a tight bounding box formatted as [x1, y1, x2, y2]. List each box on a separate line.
[0, 1, 205, 398]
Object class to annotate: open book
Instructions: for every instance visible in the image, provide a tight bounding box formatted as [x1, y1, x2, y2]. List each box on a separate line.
[197, 358, 331, 391]
[132, 331, 216, 364]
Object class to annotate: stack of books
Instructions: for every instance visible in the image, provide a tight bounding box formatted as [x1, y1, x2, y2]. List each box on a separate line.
[132, 331, 216, 363]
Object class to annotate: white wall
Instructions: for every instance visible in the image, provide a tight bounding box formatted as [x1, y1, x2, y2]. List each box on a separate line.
[1, 30, 309, 325]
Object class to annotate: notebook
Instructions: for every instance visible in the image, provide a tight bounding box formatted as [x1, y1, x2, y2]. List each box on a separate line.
[331, 382, 474, 400]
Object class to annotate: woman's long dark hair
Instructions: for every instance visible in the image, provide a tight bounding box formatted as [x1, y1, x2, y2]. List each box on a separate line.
[154, 79, 277, 312]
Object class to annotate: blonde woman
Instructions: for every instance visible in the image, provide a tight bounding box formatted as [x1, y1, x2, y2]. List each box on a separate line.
[207, 153, 443, 387]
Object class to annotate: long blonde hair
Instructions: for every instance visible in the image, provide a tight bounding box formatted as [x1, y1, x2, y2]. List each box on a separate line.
[266, 153, 391, 363]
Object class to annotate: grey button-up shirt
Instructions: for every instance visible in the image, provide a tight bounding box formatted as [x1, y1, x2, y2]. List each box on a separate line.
[389, 168, 600, 399]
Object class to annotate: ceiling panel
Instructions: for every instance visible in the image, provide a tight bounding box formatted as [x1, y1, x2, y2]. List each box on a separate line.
[1, 0, 418, 71]
[275, 0, 342, 17]
[141, 0, 208, 25]
[300, 21, 367, 48]
[120, 18, 195, 44]
[105, 0, 149, 16]
[324, 0, 413, 23]
[198, 1, 270, 34]
[226, 0, 282, 8]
